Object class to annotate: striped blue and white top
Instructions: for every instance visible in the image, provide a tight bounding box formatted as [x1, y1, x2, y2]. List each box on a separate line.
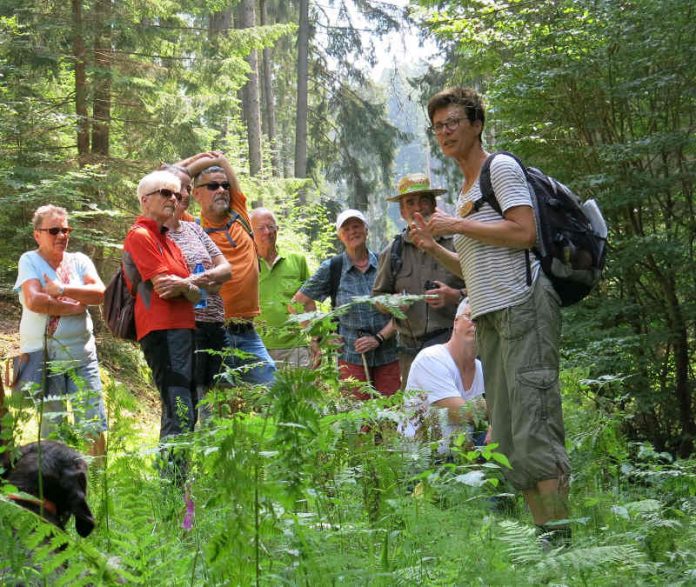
[453, 154, 540, 319]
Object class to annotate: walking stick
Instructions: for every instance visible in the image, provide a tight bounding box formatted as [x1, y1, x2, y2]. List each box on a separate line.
[357, 330, 371, 383]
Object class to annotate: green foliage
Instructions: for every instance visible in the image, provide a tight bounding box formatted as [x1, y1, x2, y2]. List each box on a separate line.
[412, 0, 696, 453]
[3, 353, 696, 584]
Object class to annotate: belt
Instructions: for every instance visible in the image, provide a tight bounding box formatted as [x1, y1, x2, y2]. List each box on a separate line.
[398, 327, 452, 356]
[226, 320, 255, 334]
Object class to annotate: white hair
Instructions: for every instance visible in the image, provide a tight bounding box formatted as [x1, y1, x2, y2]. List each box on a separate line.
[455, 298, 471, 318]
[250, 207, 277, 224]
[136, 170, 181, 205]
[32, 205, 68, 229]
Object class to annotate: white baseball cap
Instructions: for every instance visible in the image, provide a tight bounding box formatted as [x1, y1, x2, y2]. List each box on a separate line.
[335, 209, 368, 231]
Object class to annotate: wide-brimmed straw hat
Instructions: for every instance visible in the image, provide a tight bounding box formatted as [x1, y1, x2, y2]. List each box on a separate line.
[386, 173, 447, 202]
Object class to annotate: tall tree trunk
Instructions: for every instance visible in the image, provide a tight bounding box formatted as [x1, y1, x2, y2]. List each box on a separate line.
[91, 0, 112, 157]
[662, 275, 695, 456]
[239, 0, 262, 176]
[260, 0, 280, 177]
[294, 0, 309, 180]
[209, 8, 231, 37]
[72, 0, 89, 162]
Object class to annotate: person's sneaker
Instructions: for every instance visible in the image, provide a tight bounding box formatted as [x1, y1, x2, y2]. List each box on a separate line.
[536, 523, 572, 550]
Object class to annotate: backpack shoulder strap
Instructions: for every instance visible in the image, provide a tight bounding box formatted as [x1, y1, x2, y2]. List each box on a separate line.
[390, 232, 404, 278]
[234, 212, 254, 239]
[478, 151, 533, 287]
[329, 254, 343, 309]
[478, 151, 529, 216]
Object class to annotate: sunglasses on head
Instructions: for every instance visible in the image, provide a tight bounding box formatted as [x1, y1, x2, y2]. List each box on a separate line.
[37, 227, 73, 236]
[146, 188, 183, 201]
[198, 181, 231, 192]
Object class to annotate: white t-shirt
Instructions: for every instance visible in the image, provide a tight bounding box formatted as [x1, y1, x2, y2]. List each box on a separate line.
[406, 344, 484, 403]
[452, 154, 540, 319]
[14, 250, 98, 362]
[401, 344, 484, 441]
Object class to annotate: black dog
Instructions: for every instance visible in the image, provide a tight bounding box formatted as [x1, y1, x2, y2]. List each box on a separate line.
[1, 441, 95, 537]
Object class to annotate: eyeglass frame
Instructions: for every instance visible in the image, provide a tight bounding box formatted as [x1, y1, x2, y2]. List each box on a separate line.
[196, 181, 231, 192]
[36, 227, 73, 236]
[145, 188, 183, 201]
[428, 116, 466, 136]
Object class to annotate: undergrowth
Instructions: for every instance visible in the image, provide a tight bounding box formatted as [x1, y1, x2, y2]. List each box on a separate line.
[1, 345, 695, 585]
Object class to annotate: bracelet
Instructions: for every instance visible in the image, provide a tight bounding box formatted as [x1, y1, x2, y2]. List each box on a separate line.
[57, 283, 65, 296]
[374, 333, 385, 345]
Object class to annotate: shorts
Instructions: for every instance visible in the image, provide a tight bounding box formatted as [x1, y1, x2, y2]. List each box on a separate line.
[338, 359, 401, 400]
[16, 354, 108, 436]
[475, 273, 570, 490]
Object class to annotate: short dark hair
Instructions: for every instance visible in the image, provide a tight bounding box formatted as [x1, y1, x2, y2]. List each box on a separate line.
[194, 165, 224, 187]
[427, 87, 486, 138]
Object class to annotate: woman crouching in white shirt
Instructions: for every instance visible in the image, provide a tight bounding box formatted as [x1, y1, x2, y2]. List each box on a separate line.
[402, 299, 490, 451]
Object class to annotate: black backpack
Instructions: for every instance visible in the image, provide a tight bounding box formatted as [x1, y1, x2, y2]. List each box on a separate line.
[328, 254, 343, 309]
[479, 152, 607, 306]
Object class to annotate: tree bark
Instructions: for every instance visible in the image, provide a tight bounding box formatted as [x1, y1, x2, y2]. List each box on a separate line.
[91, 0, 112, 157]
[72, 0, 89, 162]
[661, 275, 695, 456]
[294, 0, 310, 180]
[260, 0, 280, 176]
[239, 0, 262, 176]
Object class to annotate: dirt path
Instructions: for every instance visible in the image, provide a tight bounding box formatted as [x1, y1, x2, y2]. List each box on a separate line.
[0, 295, 21, 360]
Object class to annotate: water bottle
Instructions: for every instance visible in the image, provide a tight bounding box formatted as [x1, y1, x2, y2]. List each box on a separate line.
[193, 263, 207, 309]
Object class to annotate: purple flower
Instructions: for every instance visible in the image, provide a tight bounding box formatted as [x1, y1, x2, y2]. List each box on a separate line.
[182, 492, 195, 531]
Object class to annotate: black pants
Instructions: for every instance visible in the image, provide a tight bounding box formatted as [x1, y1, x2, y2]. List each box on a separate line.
[194, 321, 227, 390]
[140, 329, 195, 439]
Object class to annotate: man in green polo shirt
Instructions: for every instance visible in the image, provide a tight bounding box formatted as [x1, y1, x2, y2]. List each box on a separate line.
[251, 207, 311, 367]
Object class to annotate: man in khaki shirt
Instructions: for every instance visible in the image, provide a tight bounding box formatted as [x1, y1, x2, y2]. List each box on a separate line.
[373, 173, 466, 384]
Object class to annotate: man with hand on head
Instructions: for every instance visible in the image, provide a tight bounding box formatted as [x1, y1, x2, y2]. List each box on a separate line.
[373, 173, 466, 383]
[190, 153, 276, 386]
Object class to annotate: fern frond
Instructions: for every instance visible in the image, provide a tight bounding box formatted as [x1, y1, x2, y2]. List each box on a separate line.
[497, 519, 544, 564]
[536, 544, 645, 573]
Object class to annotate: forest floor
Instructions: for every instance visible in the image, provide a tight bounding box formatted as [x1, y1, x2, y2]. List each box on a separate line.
[0, 295, 21, 360]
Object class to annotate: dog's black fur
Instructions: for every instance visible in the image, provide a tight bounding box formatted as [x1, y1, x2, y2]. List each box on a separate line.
[1, 367, 94, 537]
[1, 441, 95, 537]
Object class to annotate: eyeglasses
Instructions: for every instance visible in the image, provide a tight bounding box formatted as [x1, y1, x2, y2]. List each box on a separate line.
[146, 188, 183, 201]
[37, 227, 73, 236]
[256, 224, 278, 233]
[198, 181, 231, 192]
[429, 117, 464, 135]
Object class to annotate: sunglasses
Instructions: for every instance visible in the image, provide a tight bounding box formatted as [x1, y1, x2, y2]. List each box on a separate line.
[146, 188, 183, 201]
[37, 227, 73, 236]
[198, 181, 231, 192]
